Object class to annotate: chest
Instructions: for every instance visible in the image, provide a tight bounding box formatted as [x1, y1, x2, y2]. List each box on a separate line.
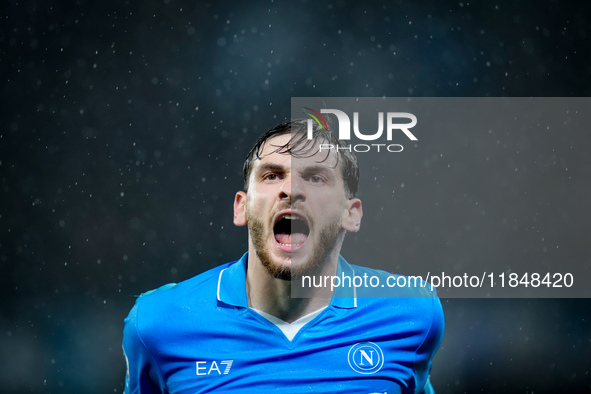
[152, 310, 419, 393]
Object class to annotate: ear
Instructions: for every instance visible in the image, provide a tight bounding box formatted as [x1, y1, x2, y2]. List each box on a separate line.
[341, 198, 363, 232]
[233, 191, 248, 226]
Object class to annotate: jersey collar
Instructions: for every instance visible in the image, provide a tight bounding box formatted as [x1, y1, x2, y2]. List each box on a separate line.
[216, 252, 249, 308]
[332, 255, 357, 309]
[216, 252, 357, 309]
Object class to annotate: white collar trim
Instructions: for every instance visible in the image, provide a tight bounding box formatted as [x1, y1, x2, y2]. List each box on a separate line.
[252, 307, 326, 341]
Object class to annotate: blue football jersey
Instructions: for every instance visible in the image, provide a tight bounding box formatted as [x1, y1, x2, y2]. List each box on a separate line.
[123, 253, 444, 393]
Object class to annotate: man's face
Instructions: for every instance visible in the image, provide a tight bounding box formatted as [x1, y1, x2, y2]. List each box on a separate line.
[234, 133, 362, 280]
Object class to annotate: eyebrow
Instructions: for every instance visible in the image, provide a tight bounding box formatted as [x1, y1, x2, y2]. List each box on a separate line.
[255, 163, 287, 174]
[255, 163, 336, 178]
[298, 164, 334, 175]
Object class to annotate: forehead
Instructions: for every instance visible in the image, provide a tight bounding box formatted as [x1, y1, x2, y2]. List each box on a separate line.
[256, 133, 340, 170]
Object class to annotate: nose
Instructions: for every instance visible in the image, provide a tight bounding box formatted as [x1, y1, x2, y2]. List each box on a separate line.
[279, 174, 304, 202]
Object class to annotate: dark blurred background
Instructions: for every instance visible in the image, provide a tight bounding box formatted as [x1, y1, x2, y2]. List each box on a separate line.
[1, 0, 590, 393]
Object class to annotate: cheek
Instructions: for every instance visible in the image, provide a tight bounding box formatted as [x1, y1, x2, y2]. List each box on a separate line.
[317, 206, 347, 227]
[245, 200, 255, 220]
[245, 193, 269, 219]
[340, 207, 350, 221]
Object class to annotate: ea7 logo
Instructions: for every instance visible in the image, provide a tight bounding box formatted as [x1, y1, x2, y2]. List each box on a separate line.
[196, 360, 233, 376]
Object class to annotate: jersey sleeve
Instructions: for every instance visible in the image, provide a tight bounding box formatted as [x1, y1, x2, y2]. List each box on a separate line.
[412, 296, 445, 394]
[122, 298, 165, 394]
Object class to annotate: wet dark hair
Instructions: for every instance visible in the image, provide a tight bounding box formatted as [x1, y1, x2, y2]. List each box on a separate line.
[242, 119, 359, 198]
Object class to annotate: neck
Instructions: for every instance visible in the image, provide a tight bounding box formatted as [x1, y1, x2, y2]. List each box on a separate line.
[245, 252, 338, 323]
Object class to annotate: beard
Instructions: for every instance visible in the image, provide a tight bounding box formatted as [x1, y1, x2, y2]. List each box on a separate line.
[247, 211, 344, 281]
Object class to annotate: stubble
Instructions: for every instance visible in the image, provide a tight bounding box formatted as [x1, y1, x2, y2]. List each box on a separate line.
[247, 211, 343, 281]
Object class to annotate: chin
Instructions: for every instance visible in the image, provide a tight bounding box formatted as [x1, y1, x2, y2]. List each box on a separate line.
[261, 249, 320, 281]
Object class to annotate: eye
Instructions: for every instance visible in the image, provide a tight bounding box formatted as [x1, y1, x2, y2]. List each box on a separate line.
[264, 173, 278, 181]
[310, 175, 324, 183]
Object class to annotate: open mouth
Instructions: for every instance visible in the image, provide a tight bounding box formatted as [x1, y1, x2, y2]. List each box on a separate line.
[273, 214, 310, 247]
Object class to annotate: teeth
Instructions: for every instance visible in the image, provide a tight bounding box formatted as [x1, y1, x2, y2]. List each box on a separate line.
[281, 214, 300, 220]
[279, 243, 301, 247]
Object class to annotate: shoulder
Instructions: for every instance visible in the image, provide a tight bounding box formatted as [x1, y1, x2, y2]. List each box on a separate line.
[349, 263, 441, 300]
[124, 260, 236, 339]
[140, 262, 230, 308]
[343, 263, 444, 344]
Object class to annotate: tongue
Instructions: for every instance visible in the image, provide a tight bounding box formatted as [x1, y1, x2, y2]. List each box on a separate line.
[275, 233, 307, 245]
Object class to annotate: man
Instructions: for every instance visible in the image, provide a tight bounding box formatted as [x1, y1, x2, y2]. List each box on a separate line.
[123, 120, 444, 393]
